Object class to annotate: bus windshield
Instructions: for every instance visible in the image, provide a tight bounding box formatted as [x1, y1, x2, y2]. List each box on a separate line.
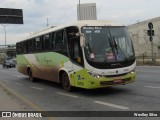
[82, 26, 135, 68]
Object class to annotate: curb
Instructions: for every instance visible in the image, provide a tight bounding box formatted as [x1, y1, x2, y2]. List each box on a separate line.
[0, 83, 56, 120]
[0, 83, 43, 111]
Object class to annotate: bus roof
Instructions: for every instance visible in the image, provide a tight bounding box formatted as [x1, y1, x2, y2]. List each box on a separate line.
[19, 20, 123, 42]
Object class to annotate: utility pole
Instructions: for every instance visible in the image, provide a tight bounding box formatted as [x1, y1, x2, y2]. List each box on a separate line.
[79, 0, 81, 20]
[46, 18, 49, 27]
[1, 24, 7, 46]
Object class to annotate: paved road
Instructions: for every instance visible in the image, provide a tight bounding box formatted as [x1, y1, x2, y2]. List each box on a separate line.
[0, 65, 160, 120]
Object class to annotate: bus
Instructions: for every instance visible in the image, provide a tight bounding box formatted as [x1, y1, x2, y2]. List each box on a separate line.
[16, 20, 136, 91]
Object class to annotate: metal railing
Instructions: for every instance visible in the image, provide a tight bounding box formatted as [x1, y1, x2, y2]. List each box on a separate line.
[136, 53, 160, 65]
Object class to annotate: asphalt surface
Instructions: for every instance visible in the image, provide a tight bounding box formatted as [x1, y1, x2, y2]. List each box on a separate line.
[0, 65, 160, 120]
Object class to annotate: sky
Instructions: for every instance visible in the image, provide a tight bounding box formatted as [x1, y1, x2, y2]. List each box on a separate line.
[0, 0, 160, 45]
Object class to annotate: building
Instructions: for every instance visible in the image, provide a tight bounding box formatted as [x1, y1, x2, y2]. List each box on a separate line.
[77, 3, 97, 20]
[127, 17, 160, 58]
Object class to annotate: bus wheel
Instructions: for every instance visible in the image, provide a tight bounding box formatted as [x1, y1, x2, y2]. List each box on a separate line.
[62, 72, 72, 92]
[28, 69, 36, 82]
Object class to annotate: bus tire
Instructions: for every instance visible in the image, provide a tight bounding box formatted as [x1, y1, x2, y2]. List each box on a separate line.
[61, 72, 72, 92]
[28, 69, 36, 82]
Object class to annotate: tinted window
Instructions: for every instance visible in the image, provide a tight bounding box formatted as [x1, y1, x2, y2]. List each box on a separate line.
[51, 32, 55, 51]
[54, 30, 68, 57]
[28, 39, 33, 53]
[55, 30, 65, 50]
[42, 34, 50, 51]
[34, 37, 42, 52]
[16, 42, 22, 54]
[23, 41, 28, 53]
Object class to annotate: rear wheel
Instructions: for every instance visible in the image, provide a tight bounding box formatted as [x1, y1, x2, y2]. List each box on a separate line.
[28, 69, 36, 82]
[61, 72, 72, 92]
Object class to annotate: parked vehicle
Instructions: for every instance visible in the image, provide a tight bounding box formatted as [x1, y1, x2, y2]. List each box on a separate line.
[2, 59, 16, 68]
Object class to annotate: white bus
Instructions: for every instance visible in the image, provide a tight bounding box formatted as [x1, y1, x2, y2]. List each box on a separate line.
[16, 20, 136, 91]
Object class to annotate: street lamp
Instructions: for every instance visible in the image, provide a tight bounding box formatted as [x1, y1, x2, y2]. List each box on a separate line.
[46, 18, 49, 27]
[1, 24, 7, 46]
[79, 0, 81, 20]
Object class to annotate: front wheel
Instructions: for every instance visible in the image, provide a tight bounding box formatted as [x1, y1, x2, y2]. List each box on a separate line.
[61, 72, 72, 92]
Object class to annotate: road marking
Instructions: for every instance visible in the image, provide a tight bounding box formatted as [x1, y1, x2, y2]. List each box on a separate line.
[30, 86, 44, 91]
[145, 86, 160, 89]
[94, 101, 129, 110]
[0, 84, 45, 111]
[56, 92, 79, 98]
[3, 80, 10, 82]
[0, 83, 56, 120]
[0, 70, 8, 73]
[15, 83, 24, 86]
[12, 75, 26, 78]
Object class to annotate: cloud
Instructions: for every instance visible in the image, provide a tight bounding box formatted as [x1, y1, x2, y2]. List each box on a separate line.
[0, 32, 29, 45]
[0, 0, 160, 44]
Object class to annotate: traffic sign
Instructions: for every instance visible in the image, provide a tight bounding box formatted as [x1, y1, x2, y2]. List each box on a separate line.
[147, 30, 154, 36]
[148, 22, 153, 29]
[0, 8, 23, 24]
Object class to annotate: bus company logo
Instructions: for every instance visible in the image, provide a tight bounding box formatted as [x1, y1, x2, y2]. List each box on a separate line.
[2, 112, 11, 117]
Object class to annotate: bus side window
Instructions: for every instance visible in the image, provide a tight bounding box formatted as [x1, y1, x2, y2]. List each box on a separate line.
[23, 41, 28, 53]
[28, 39, 33, 53]
[35, 37, 42, 52]
[17, 43, 22, 54]
[54, 30, 68, 56]
[55, 30, 63, 51]
[63, 30, 67, 50]
[32, 38, 36, 53]
[51, 32, 55, 51]
[42, 34, 51, 51]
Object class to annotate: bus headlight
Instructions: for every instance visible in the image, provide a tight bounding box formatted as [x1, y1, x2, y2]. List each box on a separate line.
[130, 70, 135, 74]
[87, 71, 103, 79]
[130, 66, 136, 74]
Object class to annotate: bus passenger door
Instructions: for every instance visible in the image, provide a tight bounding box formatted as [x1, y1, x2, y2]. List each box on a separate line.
[66, 27, 84, 86]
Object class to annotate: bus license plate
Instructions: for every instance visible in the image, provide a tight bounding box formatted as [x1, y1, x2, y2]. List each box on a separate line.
[114, 79, 123, 84]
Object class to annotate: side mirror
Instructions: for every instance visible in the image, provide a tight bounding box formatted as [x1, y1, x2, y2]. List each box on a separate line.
[80, 37, 85, 47]
[76, 33, 85, 47]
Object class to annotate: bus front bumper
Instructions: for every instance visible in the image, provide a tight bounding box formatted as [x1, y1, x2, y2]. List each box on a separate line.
[71, 69, 136, 89]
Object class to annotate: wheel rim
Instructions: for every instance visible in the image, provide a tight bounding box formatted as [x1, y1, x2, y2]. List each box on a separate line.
[62, 73, 71, 91]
